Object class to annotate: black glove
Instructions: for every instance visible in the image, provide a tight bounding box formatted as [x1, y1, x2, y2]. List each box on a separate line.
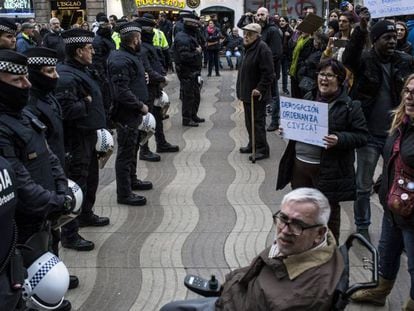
[62, 194, 75, 214]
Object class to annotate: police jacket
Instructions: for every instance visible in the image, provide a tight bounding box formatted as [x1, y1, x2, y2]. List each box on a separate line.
[92, 29, 116, 78]
[159, 19, 173, 45]
[141, 41, 166, 101]
[107, 44, 147, 125]
[379, 120, 414, 227]
[55, 59, 106, 131]
[276, 88, 369, 202]
[26, 88, 65, 166]
[0, 156, 17, 270]
[236, 38, 275, 104]
[42, 30, 65, 62]
[342, 25, 414, 125]
[173, 28, 202, 78]
[0, 104, 67, 228]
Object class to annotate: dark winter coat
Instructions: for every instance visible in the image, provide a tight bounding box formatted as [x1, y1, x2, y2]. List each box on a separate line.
[205, 27, 221, 51]
[173, 28, 202, 78]
[225, 34, 243, 52]
[379, 120, 414, 227]
[261, 21, 283, 79]
[276, 88, 369, 202]
[215, 232, 344, 311]
[42, 30, 65, 62]
[236, 38, 275, 104]
[342, 26, 414, 121]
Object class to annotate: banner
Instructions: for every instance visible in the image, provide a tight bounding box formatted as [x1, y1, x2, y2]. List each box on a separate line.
[365, 0, 414, 18]
[279, 96, 328, 147]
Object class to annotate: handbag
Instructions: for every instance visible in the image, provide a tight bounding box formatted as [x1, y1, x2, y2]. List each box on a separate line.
[386, 132, 414, 217]
[298, 76, 316, 92]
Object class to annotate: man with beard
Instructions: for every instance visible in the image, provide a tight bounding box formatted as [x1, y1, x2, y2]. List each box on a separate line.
[173, 14, 204, 127]
[42, 18, 65, 62]
[255, 7, 282, 132]
[107, 22, 153, 206]
[0, 50, 75, 310]
[0, 18, 17, 50]
[56, 28, 109, 251]
[237, 23, 274, 161]
[342, 19, 414, 240]
[92, 16, 116, 124]
[138, 15, 179, 154]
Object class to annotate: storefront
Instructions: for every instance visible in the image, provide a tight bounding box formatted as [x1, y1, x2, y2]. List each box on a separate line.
[0, 0, 34, 19]
[50, 0, 87, 28]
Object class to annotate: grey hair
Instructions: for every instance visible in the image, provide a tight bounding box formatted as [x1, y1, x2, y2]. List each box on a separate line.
[281, 188, 331, 226]
[49, 17, 60, 24]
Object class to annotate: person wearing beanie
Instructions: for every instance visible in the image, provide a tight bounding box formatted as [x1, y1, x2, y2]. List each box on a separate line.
[396, 21, 413, 55]
[342, 17, 414, 243]
[55, 28, 110, 252]
[0, 18, 17, 50]
[0, 49, 75, 310]
[107, 21, 153, 206]
[173, 14, 204, 127]
[137, 15, 179, 156]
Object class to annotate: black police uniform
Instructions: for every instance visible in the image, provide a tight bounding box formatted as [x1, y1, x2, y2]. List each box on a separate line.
[56, 59, 107, 243]
[0, 156, 21, 311]
[173, 24, 203, 126]
[107, 43, 149, 203]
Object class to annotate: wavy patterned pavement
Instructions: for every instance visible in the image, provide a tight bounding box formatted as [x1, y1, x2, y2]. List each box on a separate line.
[60, 70, 408, 311]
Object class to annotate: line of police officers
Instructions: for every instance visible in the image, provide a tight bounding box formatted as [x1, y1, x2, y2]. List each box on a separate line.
[0, 11, 197, 310]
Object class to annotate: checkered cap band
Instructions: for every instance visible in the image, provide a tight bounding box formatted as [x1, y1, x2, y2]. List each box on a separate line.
[119, 26, 141, 34]
[0, 24, 15, 34]
[63, 36, 94, 45]
[27, 56, 58, 66]
[29, 255, 60, 289]
[0, 61, 28, 74]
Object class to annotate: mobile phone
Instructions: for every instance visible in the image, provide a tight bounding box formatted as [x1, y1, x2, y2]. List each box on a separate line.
[340, 1, 349, 11]
[334, 39, 348, 48]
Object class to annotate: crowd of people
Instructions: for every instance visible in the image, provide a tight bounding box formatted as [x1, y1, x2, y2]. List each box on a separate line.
[0, 3, 413, 311]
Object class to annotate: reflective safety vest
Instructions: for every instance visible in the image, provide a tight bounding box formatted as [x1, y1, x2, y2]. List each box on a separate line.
[153, 28, 169, 49]
[112, 31, 121, 50]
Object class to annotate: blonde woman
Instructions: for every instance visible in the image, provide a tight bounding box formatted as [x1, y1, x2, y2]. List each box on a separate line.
[351, 74, 414, 310]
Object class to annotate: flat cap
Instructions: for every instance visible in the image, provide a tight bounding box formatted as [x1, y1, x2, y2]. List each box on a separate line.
[242, 23, 262, 34]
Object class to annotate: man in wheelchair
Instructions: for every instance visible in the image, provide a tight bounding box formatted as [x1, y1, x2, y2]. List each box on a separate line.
[161, 188, 346, 310]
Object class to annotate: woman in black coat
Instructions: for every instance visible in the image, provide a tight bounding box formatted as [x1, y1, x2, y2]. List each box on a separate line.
[205, 20, 222, 77]
[277, 58, 369, 241]
[351, 74, 414, 309]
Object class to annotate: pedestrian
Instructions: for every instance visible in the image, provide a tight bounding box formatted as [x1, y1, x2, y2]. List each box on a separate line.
[16, 22, 36, 53]
[225, 28, 243, 70]
[107, 21, 153, 206]
[56, 28, 110, 251]
[41, 17, 65, 62]
[173, 14, 204, 127]
[396, 21, 413, 55]
[351, 74, 414, 310]
[278, 16, 293, 96]
[277, 58, 369, 242]
[237, 23, 274, 161]
[342, 18, 414, 239]
[205, 20, 221, 77]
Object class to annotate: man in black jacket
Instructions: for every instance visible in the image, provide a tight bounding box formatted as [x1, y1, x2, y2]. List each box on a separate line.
[42, 18, 65, 62]
[107, 22, 153, 206]
[225, 28, 243, 70]
[342, 18, 414, 239]
[56, 28, 110, 251]
[0, 18, 17, 50]
[174, 15, 204, 127]
[237, 23, 275, 161]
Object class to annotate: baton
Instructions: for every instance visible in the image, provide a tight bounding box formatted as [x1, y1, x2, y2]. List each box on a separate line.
[251, 94, 256, 164]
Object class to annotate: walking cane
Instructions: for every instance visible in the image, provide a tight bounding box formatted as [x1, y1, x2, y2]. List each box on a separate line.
[250, 93, 256, 164]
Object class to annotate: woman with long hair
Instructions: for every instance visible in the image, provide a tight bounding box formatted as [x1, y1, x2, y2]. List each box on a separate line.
[351, 74, 414, 310]
[205, 20, 222, 77]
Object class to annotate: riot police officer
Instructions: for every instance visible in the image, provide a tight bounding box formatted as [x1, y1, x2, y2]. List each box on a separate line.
[173, 15, 204, 127]
[0, 18, 17, 50]
[55, 29, 109, 251]
[107, 22, 153, 206]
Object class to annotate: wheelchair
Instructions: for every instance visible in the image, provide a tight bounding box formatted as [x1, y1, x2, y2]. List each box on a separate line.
[181, 233, 378, 311]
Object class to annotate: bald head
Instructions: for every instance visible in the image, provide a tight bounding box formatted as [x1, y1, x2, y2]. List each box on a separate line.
[256, 7, 269, 24]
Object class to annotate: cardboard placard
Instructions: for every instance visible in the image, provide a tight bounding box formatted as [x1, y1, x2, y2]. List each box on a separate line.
[296, 13, 324, 34]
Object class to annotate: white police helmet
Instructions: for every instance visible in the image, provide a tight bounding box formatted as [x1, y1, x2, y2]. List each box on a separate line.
[138, 112, 156, 145]
[22, 252, 70, 310]
[52, 179, 83, 229]
[96, 129, 114, 153]
[154, 91, 170, 118]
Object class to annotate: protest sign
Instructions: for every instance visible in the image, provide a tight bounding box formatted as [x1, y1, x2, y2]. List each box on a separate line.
[364, 0, 414, 18]
[279, 96, 328, 147]
[296, 13, 325, 34]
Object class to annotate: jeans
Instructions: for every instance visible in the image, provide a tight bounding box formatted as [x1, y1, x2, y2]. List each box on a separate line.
[160, 298, 218, 311]
[207, 50, 219, 75]
[225, 50, 242, 68]
[281, 55, 289, 92]
[378, 214, 414, 299]
[353, 135, 386, 229]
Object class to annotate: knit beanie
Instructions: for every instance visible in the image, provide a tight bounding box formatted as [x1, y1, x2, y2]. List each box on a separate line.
[370, 20, 396, 43]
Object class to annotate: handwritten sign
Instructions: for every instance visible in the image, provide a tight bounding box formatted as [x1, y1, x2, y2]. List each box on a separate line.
[365, 0, 414, 18]
[279, 96, 328, 147]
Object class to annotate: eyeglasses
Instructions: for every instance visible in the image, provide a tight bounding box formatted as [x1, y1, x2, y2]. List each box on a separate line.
[273, 211, 322, 236]
[317, 72, 338, 80]
[403, 88, 414, 96]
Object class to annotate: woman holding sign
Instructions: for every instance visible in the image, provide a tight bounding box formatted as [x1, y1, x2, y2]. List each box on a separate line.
[276, 58, 369, 242]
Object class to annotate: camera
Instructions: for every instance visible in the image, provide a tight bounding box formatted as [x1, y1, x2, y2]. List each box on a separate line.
[340, 1, 350, 11]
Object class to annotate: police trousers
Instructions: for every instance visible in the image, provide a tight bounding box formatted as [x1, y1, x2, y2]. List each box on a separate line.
[179, 75, 200, 122]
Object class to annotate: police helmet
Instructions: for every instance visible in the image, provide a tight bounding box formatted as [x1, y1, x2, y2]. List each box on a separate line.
[22, 252, 70, 310]
[52, 179, 83, 229]
[138, 112, 156, 145]
[96, 128, 114, 153]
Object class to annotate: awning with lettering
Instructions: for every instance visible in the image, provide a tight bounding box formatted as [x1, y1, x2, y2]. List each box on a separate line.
[135, 0, 186, 11]
[51, 0, 86, 11]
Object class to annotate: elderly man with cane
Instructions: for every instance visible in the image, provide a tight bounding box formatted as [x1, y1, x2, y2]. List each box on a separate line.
[236, 23, 275, 162]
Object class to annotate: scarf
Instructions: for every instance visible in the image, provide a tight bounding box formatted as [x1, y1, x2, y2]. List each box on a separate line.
[289, 35, 310, 77]
[207, 25, 215, 35]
